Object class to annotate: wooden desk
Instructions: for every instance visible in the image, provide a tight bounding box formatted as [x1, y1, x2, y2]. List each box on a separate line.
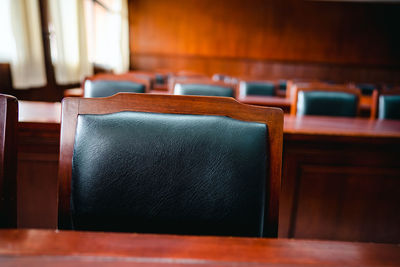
[237, 96, 291, 113]
[0, 229, 399, 266]
[16, 101, 400, 244]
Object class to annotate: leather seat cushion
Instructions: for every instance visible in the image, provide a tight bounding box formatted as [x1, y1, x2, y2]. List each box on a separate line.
[242, 82, 275, 96]
[84, 80, 145, 98]
[379, 95, 400, 120]
[297, 91, 357, 117]
[174, 84, 234, 97]
[71, 111, 267, 237]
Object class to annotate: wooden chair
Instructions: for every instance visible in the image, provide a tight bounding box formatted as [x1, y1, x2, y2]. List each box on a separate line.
[171, 78, 237, 98]
[238, 80, 277, 97]
[371, 89, 400, 120]
[0, 94, 18, 228]
[58, 93, 283, 237]
[290, 86, 361, 117]
[82, 73, 151, 97]
[129, 71, 169, 91]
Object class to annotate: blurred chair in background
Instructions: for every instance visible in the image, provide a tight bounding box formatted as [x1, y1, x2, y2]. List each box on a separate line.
[290, 86, 360, 117]
[83, 73, 150, 97]
[172, 78, 236, 97]
[371, 89, 400, 120]
[238, 80, 276, 97]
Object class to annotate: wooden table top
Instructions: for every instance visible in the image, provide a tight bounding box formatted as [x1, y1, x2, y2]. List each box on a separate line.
[0, 229, 399, 266]
[238, 95, 292, 108]
[18, 100, 400, 139]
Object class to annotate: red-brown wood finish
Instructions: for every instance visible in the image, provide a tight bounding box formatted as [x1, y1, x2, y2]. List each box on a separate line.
[129, 0, 400, 84]
[58, 94, 284, 237]
[0, 229, 399, 267]
[238, 96, 291, 113]
[281, 115, 400, 243]
[0, 94, 18, 228]
[17, 101, 60, 228]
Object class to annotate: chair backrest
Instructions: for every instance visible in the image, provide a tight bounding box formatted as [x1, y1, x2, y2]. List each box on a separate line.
[0, 94, 18, 228]
[356, 83, 376, 96]
[172, 79, 237, 98]
[239, 80, 276, 97]
[83, 73, 151, 97]
[58, 94, 283, 237]
[290, 86, 360, 117]
[371, 89, 400, 120]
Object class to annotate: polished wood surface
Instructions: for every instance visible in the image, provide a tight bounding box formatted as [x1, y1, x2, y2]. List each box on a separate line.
[17, 101, 60, 228]
[16, 101, 400, 243]
[0, 229, 399, 267]
[58, 94, 283, 237]
[238, 96, 291, 113]
[284, 115, 400, 139]
[129, 0, 400, 83]
[0, 95, 18, 228]
[281, 116, 400, 244]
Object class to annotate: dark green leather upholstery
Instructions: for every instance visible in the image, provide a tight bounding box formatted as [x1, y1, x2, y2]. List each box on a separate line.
[357, 84, 375, 96]
[278, 80, 287, 91]
[174, 83, 234, 97]
[84, 80, 145, 98]
[71, 112, 268, 237]
[379, 95, 400, 120]
[297, 91, 358, 117]
[155, 74, 166, 85]
[240, 82, 275, 96]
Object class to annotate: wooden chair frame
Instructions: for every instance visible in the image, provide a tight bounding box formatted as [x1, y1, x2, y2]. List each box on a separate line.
[58, 93, 283, 237]
[290, 86, 361, 116]
[82, 73, 152, 95]
[0, 94, 18, 228]
[371, 89, 400, 119]
[170, 78, 238, 98]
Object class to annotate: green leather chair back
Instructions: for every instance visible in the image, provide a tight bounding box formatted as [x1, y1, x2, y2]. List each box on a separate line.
[84, 80, 146, 98]
[297, 91, 358, 117]
[174, 83, 234, 97]
[378, 95, 400, 120]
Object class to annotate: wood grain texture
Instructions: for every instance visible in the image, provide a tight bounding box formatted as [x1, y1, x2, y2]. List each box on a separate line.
[0, 94, 18, 228]
[0, 229, 399, 266]
[129, 0, 400, 83]
[58, 94, 284, 237]
[280, 115, 400, 243]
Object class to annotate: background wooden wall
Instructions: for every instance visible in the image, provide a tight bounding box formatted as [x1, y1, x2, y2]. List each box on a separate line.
[129, 0, 400, 83]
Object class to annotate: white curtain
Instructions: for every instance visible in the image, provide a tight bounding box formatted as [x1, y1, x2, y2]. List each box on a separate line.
[48, 0, 93, 84]
[85, 0, 129, 74]
[0, 0, 47, 89]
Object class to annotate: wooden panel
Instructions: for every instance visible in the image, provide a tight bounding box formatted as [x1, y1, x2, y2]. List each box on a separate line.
[0, 229, 399, 267]
[279, 136, 400, 243]
[129, 0, 400, 82]
[17, 102, 60, 228]
[131, 54, 400, 84]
